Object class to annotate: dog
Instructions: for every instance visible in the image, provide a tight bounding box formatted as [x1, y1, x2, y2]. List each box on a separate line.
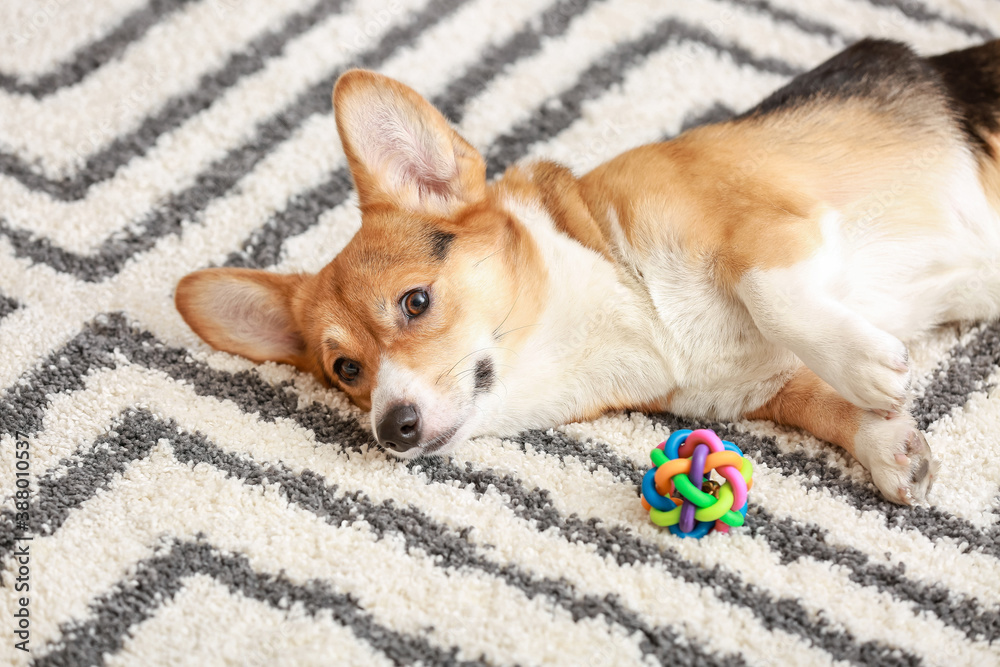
[175, 38, 1000, 505]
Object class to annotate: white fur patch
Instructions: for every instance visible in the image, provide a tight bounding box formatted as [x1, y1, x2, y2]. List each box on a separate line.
[487, 193, 673, 429]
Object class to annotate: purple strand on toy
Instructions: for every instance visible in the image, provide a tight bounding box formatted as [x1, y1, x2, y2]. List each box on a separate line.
[679, 443, 709, 532]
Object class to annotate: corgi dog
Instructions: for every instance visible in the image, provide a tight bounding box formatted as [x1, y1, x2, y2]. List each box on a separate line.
[176, 38, 1000, 505]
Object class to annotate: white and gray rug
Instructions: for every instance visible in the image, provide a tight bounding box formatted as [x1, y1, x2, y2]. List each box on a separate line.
[1, 0, 999, 665]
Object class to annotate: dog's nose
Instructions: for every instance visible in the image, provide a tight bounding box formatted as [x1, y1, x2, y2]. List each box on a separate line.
[377, 404, 421, 452]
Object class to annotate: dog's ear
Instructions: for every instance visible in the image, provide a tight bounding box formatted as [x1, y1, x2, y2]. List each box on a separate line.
[333, 69, 486, 216]
[175, 268, 309, 367]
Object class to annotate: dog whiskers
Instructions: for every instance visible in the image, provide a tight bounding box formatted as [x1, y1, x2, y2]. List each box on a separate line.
[492, 291, 521, 340]
[473, 248, 503, 268]
[421, 423, 461, 454]
[494, 322, 541, 340]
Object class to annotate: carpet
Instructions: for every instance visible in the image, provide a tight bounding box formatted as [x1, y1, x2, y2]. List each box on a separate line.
[1, 0, 999, 665]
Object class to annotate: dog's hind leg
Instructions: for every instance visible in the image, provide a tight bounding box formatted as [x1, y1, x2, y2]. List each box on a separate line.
[735, 243, 944, 504]
[747, 367, 939, 505]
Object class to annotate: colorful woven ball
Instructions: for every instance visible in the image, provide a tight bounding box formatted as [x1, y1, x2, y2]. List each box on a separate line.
[640, 429, 754, 538]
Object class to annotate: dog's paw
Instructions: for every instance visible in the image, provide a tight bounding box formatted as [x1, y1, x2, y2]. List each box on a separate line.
[817, 330, 910, 415]
[854, 412, 939, 505]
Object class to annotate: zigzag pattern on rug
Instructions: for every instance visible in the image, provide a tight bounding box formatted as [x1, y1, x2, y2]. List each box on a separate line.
[0, 0, 998, 665]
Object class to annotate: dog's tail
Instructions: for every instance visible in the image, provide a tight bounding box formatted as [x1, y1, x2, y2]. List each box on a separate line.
[928, 40, 1000, 156]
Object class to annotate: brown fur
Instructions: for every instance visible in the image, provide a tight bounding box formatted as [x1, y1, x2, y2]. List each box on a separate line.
[528, 161, 613, 260]
[578, 133, 822, 289]
[577, 98, 961, 291]
[746, 367, 861, 457]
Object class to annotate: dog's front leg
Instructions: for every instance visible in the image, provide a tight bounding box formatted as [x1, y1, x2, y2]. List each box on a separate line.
[737, 270, 938, 504]
[737, 266, 912, 415]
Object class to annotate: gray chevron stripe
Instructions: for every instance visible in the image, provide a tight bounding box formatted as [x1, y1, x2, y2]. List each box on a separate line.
[748, 507, 1000, 642]
[0, 317, 965, 662]
[482, 17, 802, 178]
[0, 0, 351, 199]
[0, 292, 18, 320]
[739, 0, 840, 39]
[516, 428, 644, 484]
[0, 0, 470, 282]
[35, 538, 492, 667]
[0, 409, 163, 568]
[913, 321, 1000, 430]
[222, 168, 354, 269]
[17, 409, 741, 666]
[865, 0, 995, 39]
[0, 0, 197, 98]
[411, 458, 924, 666]
[433, 0, 609, 125]
[2, 13, 810, 280]
[676, 103, 740, 134]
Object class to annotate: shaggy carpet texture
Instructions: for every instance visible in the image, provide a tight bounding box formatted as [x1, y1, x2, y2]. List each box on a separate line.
[1, 0, 999, 665]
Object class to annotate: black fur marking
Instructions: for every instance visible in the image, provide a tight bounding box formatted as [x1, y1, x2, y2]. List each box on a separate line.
[428, 229, 456, 261]
[740, 39, 939, 119]
[473, 357, 495, 393]
[929, 40, 1000, 156]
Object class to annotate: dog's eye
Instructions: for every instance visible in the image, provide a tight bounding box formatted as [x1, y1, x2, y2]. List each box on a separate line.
[334, 358, 361, 383]
[402, 289, 429, 318]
